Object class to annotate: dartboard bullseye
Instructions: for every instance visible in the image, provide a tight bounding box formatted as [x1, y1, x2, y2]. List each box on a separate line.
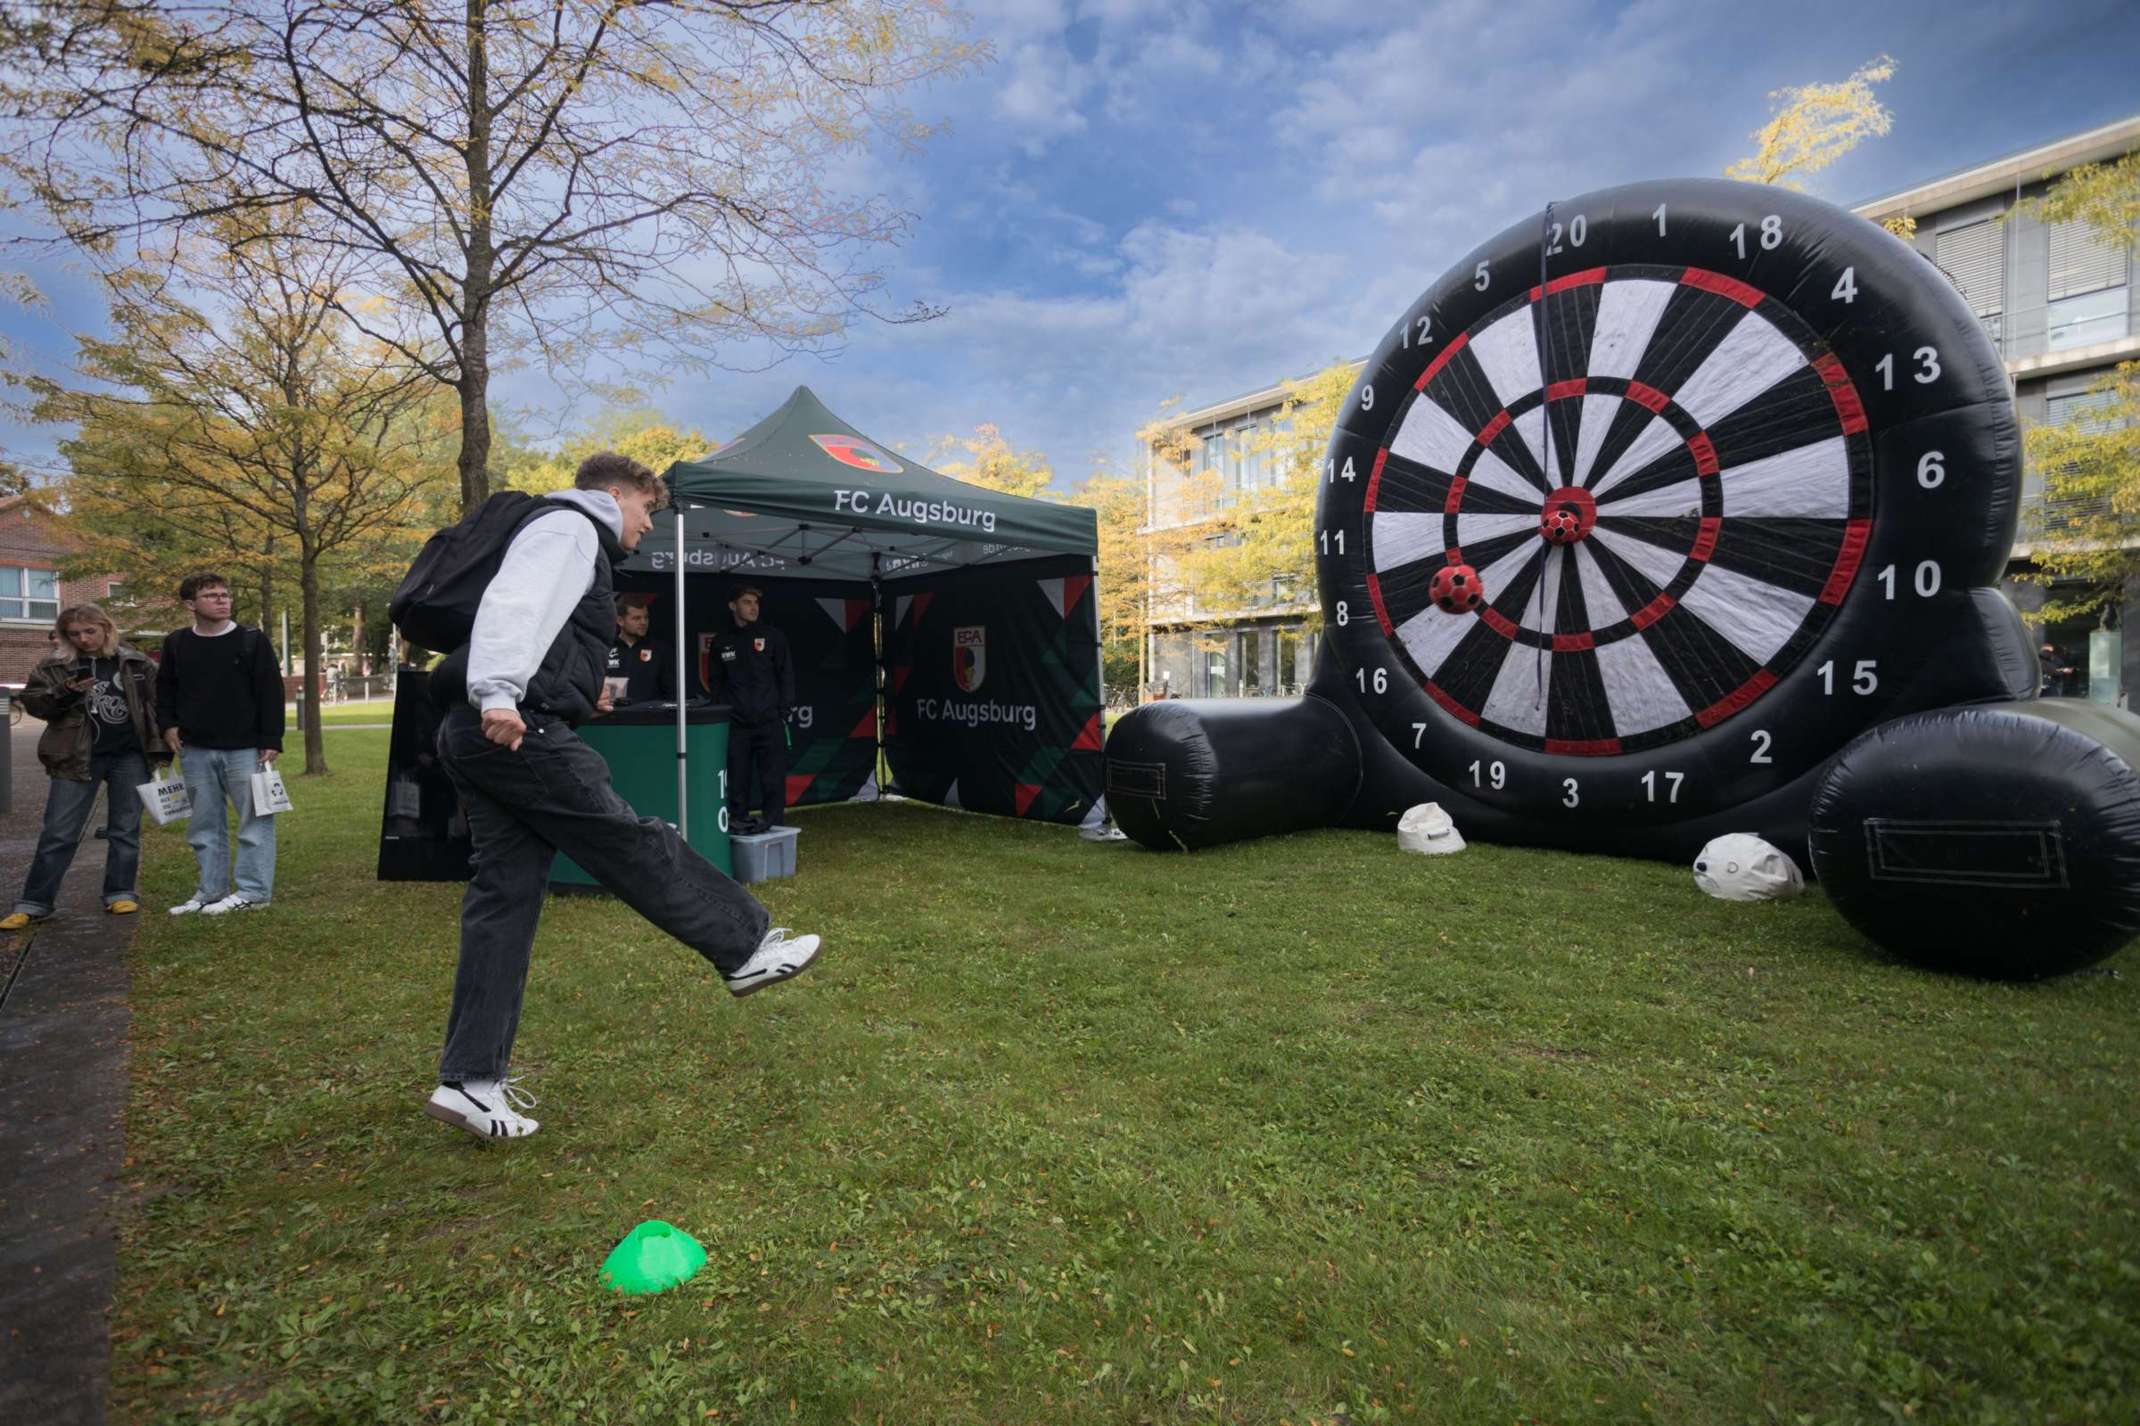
[1317, 179, 2019, 831]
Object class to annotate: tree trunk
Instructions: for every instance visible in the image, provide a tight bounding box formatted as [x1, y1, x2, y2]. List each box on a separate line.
[456, 0, 495, 515]
[300, 544, 326, 775]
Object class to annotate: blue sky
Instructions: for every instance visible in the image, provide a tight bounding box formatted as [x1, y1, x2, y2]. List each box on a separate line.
[6, 0, 2140, 491]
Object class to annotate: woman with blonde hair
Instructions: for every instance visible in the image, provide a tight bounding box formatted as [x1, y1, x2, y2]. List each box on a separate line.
[3, 604, 167, 929]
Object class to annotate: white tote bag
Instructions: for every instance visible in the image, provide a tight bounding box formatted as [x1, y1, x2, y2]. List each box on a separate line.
[250, 766, 295, 817]
[137, 768, 193, 826]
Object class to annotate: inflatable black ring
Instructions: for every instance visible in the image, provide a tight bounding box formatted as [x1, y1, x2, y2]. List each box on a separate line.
[1315, 178, 2020, 842]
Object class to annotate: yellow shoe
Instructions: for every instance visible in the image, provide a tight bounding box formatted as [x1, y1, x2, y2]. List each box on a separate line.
[1, 911, 35, 931]
[108, 900, 141, 915]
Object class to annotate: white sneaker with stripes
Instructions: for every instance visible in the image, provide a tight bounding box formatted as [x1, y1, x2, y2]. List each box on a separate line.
[724, 927, 822, 997]
[425, 1076, 540, 1140]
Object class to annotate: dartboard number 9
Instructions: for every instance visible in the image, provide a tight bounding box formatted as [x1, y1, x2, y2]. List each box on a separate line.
[1316, 183, 2013, 824]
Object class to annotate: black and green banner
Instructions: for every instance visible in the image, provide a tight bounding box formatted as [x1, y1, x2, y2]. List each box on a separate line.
[882, 554, 1104, 824]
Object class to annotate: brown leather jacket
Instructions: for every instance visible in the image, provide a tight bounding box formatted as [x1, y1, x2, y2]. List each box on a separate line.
[20, 643, 165, 781]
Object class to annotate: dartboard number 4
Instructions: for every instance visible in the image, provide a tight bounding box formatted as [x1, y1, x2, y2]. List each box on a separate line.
[1875, 348, 1941, 389]
[1818, 660, 1879, 696]
[1832, 267, 1857, 303]
[1355, 666, 1387, 695]
[1640, 770, 1684, 804]
[1729, 216, 1784, 259]
[1470, 759, 1506, 790]
[1877, 561, 1943, 599]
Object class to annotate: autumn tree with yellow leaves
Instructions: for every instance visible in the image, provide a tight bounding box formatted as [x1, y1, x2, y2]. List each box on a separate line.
[22, 214, 449, 773]
[1727, 56, 1898, 190]
[0, 0, 982, 512]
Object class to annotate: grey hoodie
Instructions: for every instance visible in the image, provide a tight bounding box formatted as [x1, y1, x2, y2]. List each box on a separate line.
[465, 489, 625, 714]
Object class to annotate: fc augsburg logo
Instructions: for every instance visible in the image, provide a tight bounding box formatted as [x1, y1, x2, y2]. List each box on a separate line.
[953, 626, 986, 693]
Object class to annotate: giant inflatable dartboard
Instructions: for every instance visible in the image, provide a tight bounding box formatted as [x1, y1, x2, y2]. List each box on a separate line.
[1317, 180, 2020, 833]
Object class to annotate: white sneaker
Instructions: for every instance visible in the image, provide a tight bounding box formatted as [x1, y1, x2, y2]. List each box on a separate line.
[168, 897, 209, 916]
[725, 927, 822, 997]
[425, 1076, 540, 1140]
[200, 894, 266, 916]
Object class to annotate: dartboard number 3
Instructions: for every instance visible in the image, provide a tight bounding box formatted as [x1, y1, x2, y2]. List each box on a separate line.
[1875, 347, 1941, 390]
[1729, 216, 1783, 259]
[1561, 778, 1580, 808]
[1818, 659, 1879, 696]
[1319, 529, 1346, 555]
[1356, 666, 1387, 695]
[1470, 759, 1506, 790]
[1877, 561, 1943, 599]
[1640, 770, 1684, 804]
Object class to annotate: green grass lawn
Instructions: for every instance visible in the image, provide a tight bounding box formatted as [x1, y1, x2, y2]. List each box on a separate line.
[116, 732, 2138, 1424]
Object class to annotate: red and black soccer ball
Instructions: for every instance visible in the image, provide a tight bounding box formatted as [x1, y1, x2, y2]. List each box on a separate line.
[1542, 507, 1584, 544]
[1429, 563, 1484, 614]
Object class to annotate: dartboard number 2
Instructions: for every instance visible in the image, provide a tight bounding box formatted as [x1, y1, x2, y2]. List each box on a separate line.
[1877, 561, 1943, 599]
[1749, 730, 1773, 764]
[1470, 759, 1506, 790]
[1640, 770, 1684, 804]
[1818, 660, 1879, 696]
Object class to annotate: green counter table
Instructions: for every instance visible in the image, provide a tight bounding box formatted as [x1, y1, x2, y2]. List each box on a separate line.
[551, 703, 732, 886]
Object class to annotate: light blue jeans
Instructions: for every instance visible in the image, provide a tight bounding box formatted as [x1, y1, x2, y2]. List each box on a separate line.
[181, 746, 277, 904]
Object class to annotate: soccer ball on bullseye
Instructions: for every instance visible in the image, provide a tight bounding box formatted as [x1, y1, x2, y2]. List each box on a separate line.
[1429, 563, 1484, 615]
[1543, 507, 1583, 544]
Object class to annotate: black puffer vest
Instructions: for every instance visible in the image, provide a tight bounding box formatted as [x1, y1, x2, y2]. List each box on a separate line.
[523, 511, 626, 722]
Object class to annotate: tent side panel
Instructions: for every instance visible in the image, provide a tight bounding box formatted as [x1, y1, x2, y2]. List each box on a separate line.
[881, 555, 1104, 825]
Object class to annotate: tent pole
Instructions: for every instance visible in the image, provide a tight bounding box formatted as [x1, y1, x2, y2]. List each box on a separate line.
[674, 500, 689, 841]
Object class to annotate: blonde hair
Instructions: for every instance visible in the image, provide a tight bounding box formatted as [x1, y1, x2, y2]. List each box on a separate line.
[55, 603, 119, 657]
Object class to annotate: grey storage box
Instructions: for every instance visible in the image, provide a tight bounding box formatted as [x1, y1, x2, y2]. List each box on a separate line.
[730, 825, 799, 883]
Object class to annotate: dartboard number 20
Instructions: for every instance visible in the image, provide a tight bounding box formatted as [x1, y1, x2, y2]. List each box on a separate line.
[1316, 184, 2007, 825]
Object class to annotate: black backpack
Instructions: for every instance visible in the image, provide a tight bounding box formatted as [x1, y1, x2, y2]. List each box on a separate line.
[391, 492, 573, 654]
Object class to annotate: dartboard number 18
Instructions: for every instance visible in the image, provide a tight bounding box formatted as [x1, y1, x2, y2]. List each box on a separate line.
[1316, 182, 2013, 825]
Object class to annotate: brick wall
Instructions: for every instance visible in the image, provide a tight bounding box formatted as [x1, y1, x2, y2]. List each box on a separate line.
[0, 494, 127, 686]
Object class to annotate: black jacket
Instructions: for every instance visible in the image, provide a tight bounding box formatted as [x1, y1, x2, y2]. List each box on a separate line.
[606, 635, 676, 703]
[154, 624, 285, 751]
[707, 621, 793, 726]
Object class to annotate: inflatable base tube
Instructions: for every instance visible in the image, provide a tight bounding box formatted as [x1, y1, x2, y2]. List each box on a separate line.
[1809, 699, 2140, 979]
[1104, 696, 1359, 851]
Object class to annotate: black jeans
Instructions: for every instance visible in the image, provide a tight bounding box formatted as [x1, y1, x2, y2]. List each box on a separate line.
[435, 705, 770, 1082]
[728, 719, 788, 827]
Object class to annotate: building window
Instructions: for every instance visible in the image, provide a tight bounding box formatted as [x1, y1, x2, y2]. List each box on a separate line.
[1202, 646, 1227, 697]
[2045, 218, 2128, 352]
[1, 565, 60, 623]
[1934, 219, 2004, 348]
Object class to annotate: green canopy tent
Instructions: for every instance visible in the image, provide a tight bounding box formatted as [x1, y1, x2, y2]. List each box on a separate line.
[620, 386, 1106, 837]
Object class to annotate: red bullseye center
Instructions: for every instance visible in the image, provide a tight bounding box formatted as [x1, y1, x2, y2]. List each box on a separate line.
[1539, 487, 1597, 544]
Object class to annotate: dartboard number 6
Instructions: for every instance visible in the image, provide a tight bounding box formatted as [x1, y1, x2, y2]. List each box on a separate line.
[1355, 666, 1388, 695]
[1917, 451, 1944, 488]
[1875, 347, 1941, 389]
[1818, 660, 1879, 696]
[1877, 561, 1943, 599]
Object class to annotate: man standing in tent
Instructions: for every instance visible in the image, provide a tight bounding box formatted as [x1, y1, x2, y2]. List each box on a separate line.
[423, 455, 821, 1143]
[606, 594, 675, 703]
[707, 583, 794, 834]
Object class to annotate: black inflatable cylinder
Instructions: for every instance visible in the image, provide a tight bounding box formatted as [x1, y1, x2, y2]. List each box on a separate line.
[1808, 699, 2140, 978]
[1104, 698, 1360, 851]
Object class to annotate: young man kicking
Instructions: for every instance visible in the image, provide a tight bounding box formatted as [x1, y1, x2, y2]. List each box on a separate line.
[424, 453, 821, 1141]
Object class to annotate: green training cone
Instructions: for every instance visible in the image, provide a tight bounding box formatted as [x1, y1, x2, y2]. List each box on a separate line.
[600, 1220, 708, 1295]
